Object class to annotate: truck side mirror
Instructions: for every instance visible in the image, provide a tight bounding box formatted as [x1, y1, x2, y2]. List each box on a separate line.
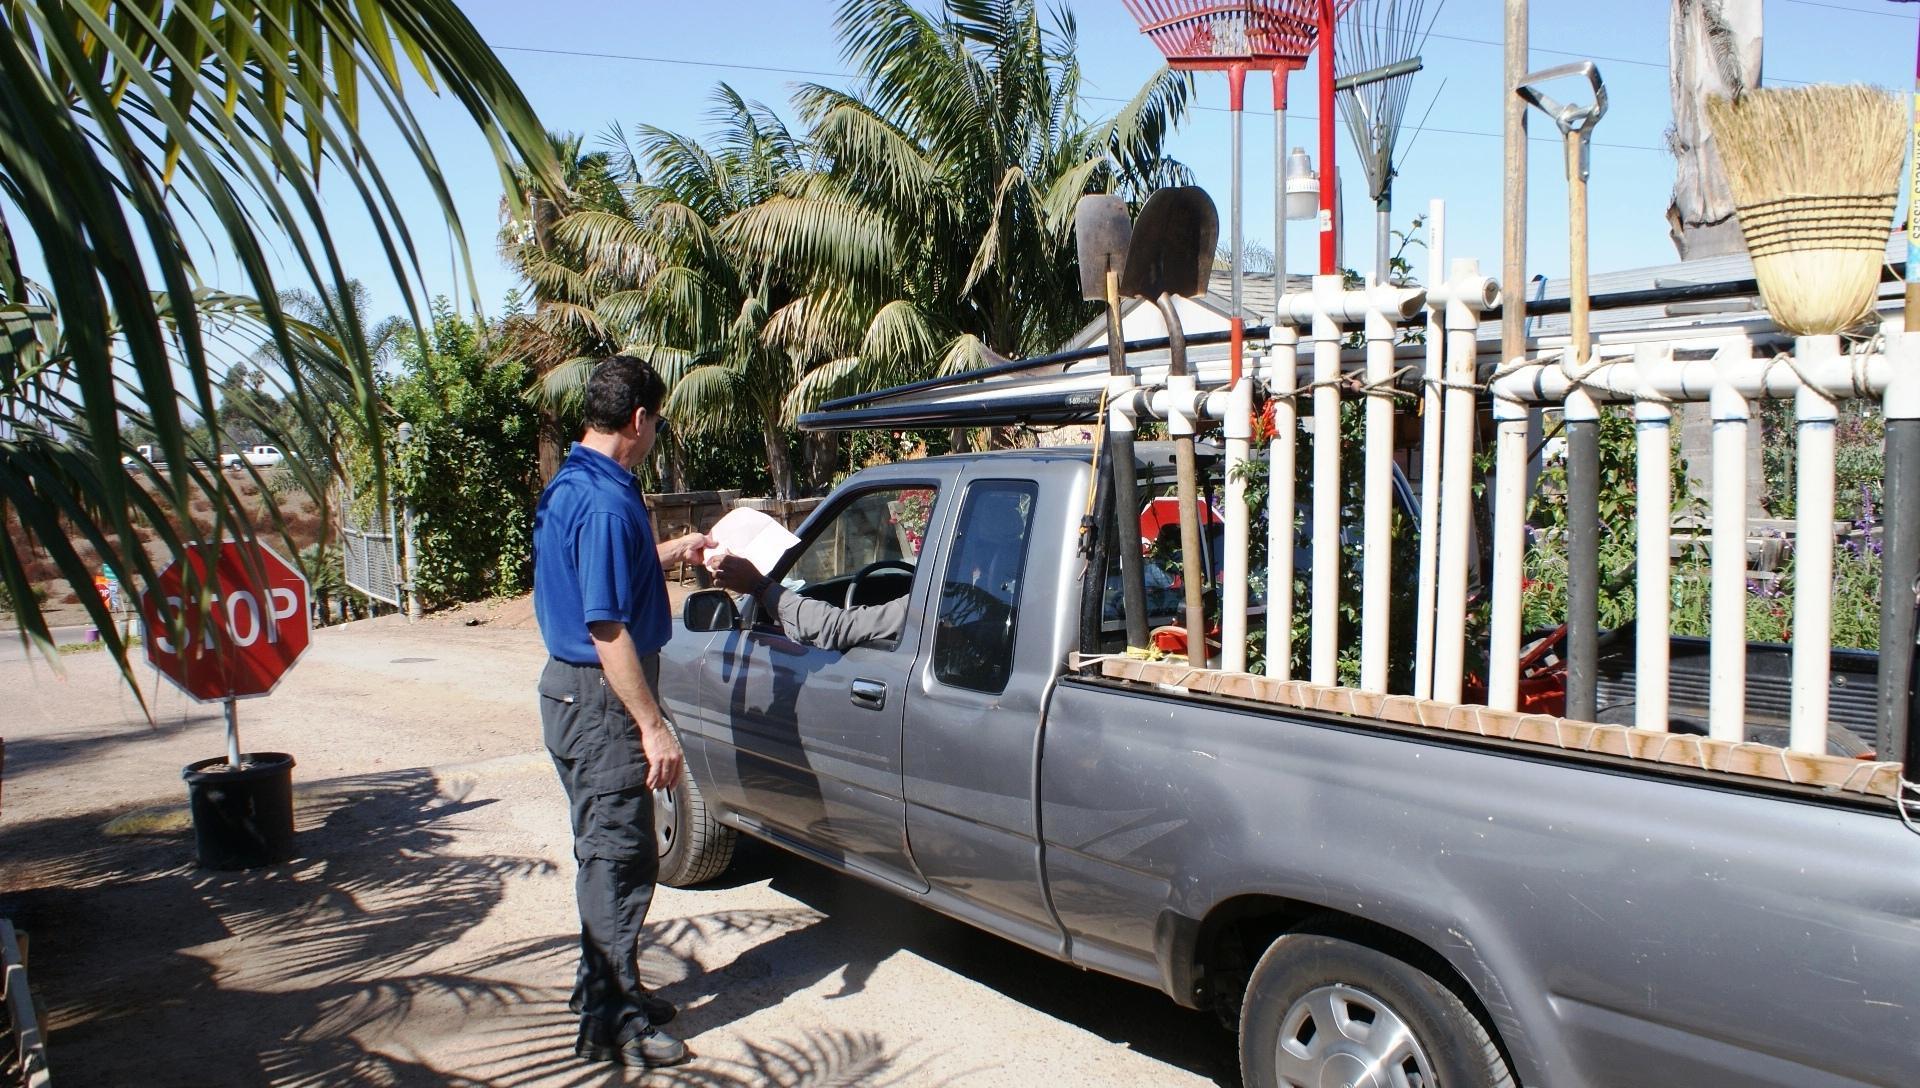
[682, 588, 740, 633]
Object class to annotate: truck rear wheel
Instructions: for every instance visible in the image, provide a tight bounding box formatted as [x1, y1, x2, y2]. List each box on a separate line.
[1239, 932, 1513, 1088]
[653, 761, 736, 887]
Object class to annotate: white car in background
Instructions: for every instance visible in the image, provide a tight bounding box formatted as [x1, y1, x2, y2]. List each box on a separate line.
[239, 445, 285, 468]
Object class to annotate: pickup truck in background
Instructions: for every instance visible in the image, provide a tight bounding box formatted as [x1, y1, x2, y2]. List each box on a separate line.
[654, 444, 1919, 1088]
[227, 444, 284, 469]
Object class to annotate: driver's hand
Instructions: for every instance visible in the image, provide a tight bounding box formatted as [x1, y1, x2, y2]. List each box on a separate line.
[708, 553, 764, 594]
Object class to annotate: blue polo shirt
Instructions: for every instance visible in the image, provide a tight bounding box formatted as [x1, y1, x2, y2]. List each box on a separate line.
[533, 444, 671, 664]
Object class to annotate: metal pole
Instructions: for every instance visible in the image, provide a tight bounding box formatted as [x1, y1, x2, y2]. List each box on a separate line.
[1275, 80, 1289, 302]
[1882, 20, 1920, 760]
[1318, 0, 1338, 276]
[1881, 409, 1920, 758]
[1268, 77, 1294, 679]
[224, 698, 241, 768]
[1224, 63, 1251, 672]
[1376, 203, 1391, 286]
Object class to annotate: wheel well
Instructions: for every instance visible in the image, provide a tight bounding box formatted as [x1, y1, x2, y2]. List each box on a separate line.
[1194, 896, 1512, 1069]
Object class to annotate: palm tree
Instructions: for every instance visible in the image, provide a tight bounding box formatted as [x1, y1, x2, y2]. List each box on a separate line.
[728, 0, 1192, 427]
[618, 88, 820, 499]
[0, 1, 558, 686]
[497, 131, 638, 482]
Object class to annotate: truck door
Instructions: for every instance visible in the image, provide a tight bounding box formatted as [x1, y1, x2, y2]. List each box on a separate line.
[902, 475, 1066, 954]
[697, 479, 948, 892]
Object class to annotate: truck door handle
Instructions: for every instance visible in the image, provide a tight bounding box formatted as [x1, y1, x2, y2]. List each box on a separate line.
[850, 678, 887, 711]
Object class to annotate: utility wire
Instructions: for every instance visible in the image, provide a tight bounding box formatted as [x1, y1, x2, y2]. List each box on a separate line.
[1782, 0, 1916, 18]
[486, 41, 1670, 152]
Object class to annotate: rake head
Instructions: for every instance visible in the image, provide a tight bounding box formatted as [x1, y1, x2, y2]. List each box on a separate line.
[1121, 1, 1353, 70]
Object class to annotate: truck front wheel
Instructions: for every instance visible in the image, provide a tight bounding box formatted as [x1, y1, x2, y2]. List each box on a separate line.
[652, 760, 736, 887]
[1240, 932, 1514, 1088]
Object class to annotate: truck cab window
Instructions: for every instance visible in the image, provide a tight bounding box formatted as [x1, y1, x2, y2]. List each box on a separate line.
[782, 486, 937, 609]
[934, 481, 1038, 694]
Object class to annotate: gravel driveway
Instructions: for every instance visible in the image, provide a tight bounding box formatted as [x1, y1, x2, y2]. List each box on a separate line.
[0, 611, 1234, 1087]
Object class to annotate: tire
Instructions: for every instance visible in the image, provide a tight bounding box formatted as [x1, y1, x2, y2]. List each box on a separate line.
[653, 758, 736, 887]
[1240, 931, 1514, 1088]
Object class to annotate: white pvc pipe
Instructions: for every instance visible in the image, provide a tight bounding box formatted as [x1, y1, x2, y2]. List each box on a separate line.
[1267, 328, 1300, 680]
[1414, 200, 1445, 700]
[1490, 335, 1891, 408]
[1223, 375, 1253, 673]
[1633, 345, 1673, 734]
[1310, 274, 1344, 687]
[1488, 408, 1529, 711]
[1432, 260, 1495, 703]
[1360, 290, 1396, 693]
[1709, 351, 1751, 742]
[1790, 335, 1840, 753]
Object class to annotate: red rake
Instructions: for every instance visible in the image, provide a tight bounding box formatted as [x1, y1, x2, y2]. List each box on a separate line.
[1121, 1, 1338, 71]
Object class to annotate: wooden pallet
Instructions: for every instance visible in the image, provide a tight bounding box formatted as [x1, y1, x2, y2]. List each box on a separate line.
[1083, 656, 1904, 800]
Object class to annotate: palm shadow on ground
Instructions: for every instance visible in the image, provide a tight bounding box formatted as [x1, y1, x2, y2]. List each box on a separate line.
[0, 769, 932, 1087]
[678, 838, 1241, 1088]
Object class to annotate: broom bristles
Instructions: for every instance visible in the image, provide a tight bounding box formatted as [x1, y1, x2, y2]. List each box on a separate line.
[1706, 85, 1906, 335]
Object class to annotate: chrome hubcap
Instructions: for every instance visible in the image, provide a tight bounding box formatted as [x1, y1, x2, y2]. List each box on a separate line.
[652, 785, 677, 858]
[1274, 983, 1437, 1088]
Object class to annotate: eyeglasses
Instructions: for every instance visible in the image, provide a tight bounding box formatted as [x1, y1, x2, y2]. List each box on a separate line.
[653, 414, 671, 441]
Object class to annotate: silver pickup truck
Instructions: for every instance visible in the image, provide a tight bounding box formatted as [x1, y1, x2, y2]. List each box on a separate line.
[656, 446, 1919, 1088]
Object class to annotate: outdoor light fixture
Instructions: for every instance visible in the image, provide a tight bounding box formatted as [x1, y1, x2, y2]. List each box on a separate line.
[1284, 147, 1320, 221]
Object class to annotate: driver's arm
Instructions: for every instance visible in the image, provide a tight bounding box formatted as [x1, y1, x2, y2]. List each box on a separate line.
[711, 553, 908, 650]
[754, 580, 909, 651]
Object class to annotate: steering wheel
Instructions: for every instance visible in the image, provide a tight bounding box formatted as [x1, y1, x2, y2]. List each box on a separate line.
[844, 559, 916, 608]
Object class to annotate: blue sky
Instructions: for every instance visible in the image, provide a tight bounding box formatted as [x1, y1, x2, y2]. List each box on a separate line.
[166, 1, 1920, 336]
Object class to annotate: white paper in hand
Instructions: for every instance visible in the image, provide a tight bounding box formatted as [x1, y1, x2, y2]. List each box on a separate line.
[709, 507, 802, 575]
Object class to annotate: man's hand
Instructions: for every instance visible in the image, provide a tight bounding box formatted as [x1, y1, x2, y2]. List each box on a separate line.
[638, 717, 684, 791]
[707, 553, 765, 594]
[661, 531, 714, 568]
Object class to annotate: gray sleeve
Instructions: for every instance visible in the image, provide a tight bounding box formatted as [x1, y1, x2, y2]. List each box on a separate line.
[765, 585, 910, 651]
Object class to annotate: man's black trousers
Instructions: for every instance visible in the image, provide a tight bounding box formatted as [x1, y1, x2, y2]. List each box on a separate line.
[539, 655, 661, 1035]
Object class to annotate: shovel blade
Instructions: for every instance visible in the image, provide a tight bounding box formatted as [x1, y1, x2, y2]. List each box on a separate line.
[1075, 194, 1133, 302]
[1120, 186, 1218, 301]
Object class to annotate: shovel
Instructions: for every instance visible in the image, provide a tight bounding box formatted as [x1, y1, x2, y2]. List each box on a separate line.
[1076, 194, 1150, 653]
[1120, 186, 1220, 667]
[1520, 61, 1607, 720]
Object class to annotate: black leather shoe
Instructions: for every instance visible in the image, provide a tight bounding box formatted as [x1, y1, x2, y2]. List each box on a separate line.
[575, 1020, 691, 1068]
[567, 992, 677, 1026]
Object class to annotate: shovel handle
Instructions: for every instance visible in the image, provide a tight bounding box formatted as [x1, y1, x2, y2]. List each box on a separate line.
[1517, 61, 1608, 138]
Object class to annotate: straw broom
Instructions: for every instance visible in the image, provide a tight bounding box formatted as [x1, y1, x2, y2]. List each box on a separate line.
[1707, 85, 1906, 335]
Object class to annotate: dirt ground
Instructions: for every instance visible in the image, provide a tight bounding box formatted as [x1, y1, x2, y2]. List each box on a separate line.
[0, 605, 1235, 1087]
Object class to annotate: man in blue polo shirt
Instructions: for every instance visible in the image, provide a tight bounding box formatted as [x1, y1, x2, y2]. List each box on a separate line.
[533, 355, 712, 1069]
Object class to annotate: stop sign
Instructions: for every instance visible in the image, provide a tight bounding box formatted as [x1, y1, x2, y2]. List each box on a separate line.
[141, 541, 311, 702]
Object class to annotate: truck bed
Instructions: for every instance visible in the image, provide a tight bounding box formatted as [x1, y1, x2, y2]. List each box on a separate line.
[1042, 673, 1920, 1088]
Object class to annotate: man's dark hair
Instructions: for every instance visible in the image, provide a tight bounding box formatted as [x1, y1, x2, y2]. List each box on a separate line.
[582, 355, 667, 433]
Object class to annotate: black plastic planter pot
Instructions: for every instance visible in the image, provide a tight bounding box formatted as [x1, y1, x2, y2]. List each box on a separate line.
[181, 752, 296, 870]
